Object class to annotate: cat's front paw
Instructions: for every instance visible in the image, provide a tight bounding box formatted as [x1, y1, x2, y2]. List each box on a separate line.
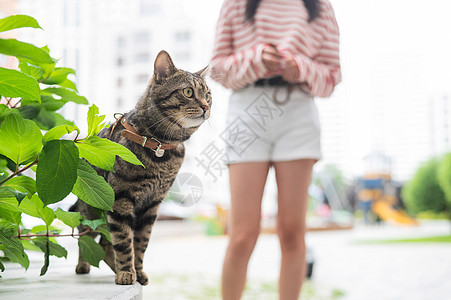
[137, 271, 149, 285]
[115, 271, 137, 285]
[75, 262, 90, 274]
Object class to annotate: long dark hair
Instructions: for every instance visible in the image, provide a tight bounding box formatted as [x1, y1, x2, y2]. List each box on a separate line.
[245, 0, 320, 22]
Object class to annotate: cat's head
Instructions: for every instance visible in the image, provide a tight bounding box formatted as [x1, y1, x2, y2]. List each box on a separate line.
[136, 50, 212, 142]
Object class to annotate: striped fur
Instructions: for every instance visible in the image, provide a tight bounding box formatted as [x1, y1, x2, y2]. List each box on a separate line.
[73, 51, 211, 285]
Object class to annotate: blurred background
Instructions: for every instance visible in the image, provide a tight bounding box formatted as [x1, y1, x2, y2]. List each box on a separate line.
[1, 0, 451, 299]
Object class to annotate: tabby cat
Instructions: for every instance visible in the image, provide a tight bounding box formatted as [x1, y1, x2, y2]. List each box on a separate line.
[71, 50, 211, 285]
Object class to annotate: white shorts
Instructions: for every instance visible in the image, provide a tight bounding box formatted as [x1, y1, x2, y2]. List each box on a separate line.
[222, 85, 321, 164]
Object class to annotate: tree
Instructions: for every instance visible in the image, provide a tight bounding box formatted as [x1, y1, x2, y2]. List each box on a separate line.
[437, 152, 451, 216]
[0, 15, 143, 276]
[402, 157, 448, 215]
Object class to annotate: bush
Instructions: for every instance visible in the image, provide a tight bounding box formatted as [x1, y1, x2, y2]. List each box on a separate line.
[402, 157, 448, 215]
[437, 152, 451, 209]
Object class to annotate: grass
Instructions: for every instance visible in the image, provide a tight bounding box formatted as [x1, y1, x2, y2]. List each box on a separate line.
[144, 273, 345, 300]
[358, 235, 451, 244]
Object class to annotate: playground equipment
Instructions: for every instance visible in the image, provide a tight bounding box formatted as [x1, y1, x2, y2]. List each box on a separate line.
[357, 174, 417, 225]
[357, 152, 417, 225]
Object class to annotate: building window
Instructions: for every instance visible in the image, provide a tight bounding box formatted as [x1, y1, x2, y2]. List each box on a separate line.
[174, 31, 191, 42]
[136, 74, 149, 83]
[175, 51, 191, 61]
[141, 0, 161, 15]
[134, 32, 150, 44]
[117, 78, 123, 87]
[117, 97, 122, 107]
[117, 57, 124, 66]
[117, 36, 125, 48]
[134, 53, 149, 63]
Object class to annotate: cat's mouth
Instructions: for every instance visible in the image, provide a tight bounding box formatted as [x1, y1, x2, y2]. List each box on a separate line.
[181, 115, 205, 128]
[179, 112, 209, 128]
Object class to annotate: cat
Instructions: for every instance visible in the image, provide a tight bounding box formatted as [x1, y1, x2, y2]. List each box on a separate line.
[71, 50, 211, 285]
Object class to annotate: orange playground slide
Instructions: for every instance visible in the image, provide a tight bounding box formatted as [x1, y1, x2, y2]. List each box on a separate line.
[372, 200, 418, 225]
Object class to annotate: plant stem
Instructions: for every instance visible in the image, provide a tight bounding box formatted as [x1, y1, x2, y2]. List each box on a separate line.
[0, 157, 38, 185]
[11, 228, 93, 239]
[10, 99, 22, 108]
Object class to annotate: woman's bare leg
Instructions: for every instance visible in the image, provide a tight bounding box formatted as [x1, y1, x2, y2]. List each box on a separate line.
[274, 159, 315, 300]
[222, 162, 270, 300]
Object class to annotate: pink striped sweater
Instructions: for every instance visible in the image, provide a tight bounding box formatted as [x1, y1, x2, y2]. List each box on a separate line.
[210, 0, 341, 97]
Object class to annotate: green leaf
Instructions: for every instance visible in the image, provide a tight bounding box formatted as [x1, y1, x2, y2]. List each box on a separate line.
[87, 105, 106, 137]
[42, 67, 75, 85]
[0, 113, 42, 164]
[37, 236, 50, 276]
[33, 237, 68, 258]
[0, 229, 29, 269]
[96, 224, 111, 242]
[0, 186, 27, 203]
[78, 235, 105, 268]
[86, 136, 144, 167]
[0, 15, 42, 33]
[58, 78, 78, 91]
[3, 176, 37, 198]
[18, 195, 55, 226]
[81, 218, 105, 230]
[77, 142, 116, 172]
[0, 39, 54, 64]
[0, 218, 17, 230]
[39, 95, 67, 111]
[34, 106, 56, 130]
[52, 112, 75, 127]
[30, 224, 60, 235]
[81, 136, 144, 171]
[0, 104, 9, 120]
[0, 198, 21, 224]
[43, 125, 79, 143]
[18, 104, 40, 119]
[72, 159, 114, 211]
[55, 208, 82, 229]
[0, 67, 40, 100]
[18, 61, 45, 81]
[36, 140, 79, 205]
[20, 239, 41, 252]
[42, 87, 88, 105]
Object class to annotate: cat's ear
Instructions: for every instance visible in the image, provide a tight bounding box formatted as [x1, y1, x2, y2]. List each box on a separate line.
[194, 65, 210, 77]
[154, 50, 177, 82]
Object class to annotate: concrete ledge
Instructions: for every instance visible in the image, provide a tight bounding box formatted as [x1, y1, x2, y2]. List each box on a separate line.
[1, 253, 142, 300]
[0, 220, 205, 300]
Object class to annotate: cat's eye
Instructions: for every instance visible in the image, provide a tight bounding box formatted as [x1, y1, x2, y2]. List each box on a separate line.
[183, 88, 194, 98]
[205, 92, 211, 101]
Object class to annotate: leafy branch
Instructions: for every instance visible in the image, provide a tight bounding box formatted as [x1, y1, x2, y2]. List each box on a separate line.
[0, 156, 38, 185]
[0, 14, 143, 277]
[12, 228, 93, 239]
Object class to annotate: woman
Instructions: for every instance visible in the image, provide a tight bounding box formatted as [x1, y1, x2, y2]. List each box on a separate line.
[211, 0, 341, 299]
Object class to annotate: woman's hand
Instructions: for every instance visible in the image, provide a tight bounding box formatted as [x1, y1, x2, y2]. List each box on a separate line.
[262, 46, 283, 72]
[281, 57, 299, 82]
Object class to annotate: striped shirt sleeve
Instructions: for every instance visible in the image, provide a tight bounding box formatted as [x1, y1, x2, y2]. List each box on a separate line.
[293, 2, 341, 97]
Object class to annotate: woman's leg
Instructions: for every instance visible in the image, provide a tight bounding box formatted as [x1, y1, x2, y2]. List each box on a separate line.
[222, 162, 270, 300]
[274, 159, 315, 300]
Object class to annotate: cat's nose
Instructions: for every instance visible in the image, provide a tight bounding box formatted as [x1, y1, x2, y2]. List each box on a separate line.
[201, 104, 209, 112]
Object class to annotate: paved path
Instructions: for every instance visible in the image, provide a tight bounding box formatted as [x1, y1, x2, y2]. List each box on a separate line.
[143, 220, 451, 299]
[1, 220, 449, 299]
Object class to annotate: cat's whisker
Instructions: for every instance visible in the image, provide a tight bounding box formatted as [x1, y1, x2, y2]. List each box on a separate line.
[206, 118, 219, 137]
[150, 112, 182, 136]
